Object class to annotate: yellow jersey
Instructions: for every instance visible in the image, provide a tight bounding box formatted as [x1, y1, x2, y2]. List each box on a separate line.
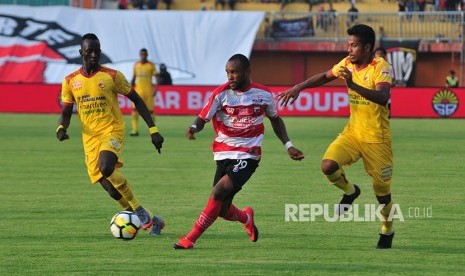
[133, 61, 157, 97]
[331, 56, 392, 143]
[61, 66, 132, 151]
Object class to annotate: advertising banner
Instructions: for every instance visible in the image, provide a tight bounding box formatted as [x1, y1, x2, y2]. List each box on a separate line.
[1, 84, 463, 118]
[271, 16, 315, 38]
[380, 40, 420, 87]
[0, 6, 264, 85]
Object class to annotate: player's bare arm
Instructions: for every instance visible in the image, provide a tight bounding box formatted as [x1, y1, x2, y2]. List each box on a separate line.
[56, 104, 73, 141]
[338, 66, 390, 106]
[186, 116, 207, 140]
[278, 71, 336, 106]
[127, 89, 164, 153]
[269, 116, 304, 161]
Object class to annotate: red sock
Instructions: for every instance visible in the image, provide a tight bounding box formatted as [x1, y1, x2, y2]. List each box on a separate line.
[186, 198, 222, 243]
[222, 204, 248, 224]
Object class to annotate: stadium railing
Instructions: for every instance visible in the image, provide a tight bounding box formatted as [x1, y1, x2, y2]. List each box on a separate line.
[258, 11, 463, 43]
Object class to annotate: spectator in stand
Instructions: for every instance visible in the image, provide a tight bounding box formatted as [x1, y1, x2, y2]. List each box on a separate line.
[426, 0, 436, 11]
[200, 0, 207, 10]
[228, 0, 237, 10]
[147, 0, 159, 9]
[347, 4, 359, 27]
[406, 0, 415, 21]
[215, 0, 226, 10]
[316, 5, 328, 31]
[280, 0, 292, 11]
[157, 63, 173, 85]
[379, 26, 387, 42]
[163, 0, 172, 10]
[264, 16, 273, 38]
[417, 0, 426, 21]
[118, 0, 128, 9]
[446, 70, 459, 88]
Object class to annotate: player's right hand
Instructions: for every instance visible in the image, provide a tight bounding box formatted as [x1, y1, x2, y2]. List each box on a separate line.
[277, 87, 301, 107]
[56, 128, 69, 141]
[288, 147, 304, 161]
[186, 126, 196, 140]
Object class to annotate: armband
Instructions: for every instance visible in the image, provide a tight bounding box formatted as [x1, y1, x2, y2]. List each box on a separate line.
[284, 141, 294, 150]
[149, 126, 159, 134]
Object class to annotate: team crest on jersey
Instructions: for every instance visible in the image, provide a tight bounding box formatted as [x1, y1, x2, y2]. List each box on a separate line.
[226, 107, 235, 114]
[364, 75, 370, 82]
[432, 89, 459, 118]
[99, 82, 105, 89]
[109, 138, 121, 151]
[253, 106, 261, 114]
[72, 81, 82, 89]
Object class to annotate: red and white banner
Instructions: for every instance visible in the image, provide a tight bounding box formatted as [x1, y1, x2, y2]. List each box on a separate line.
[0, 6, 263, 85]
[1, 84, 464, 118]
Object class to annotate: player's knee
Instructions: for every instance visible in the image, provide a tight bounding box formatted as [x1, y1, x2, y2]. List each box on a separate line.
[99, 163, 115, 178]
[376, 194, 391, 205]
[321, 159, 339, 175]
[212, 183, 234, 201]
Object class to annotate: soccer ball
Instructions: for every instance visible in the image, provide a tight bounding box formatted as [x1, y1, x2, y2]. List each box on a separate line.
[110, 211, 142, 240]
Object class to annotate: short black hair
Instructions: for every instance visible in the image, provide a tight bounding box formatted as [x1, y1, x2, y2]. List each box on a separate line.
[450, 70, 455, 74]
[347, 24, 375, 52]
[140, 48, 148, 53]
[82, 33, 99, 43]
[228, 54, 250, 70]
[374, 47, 387, 56]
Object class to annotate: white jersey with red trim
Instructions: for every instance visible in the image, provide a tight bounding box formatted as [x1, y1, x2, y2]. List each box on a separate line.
[199, 82, 278, 160]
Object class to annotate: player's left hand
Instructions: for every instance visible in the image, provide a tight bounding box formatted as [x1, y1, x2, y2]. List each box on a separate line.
[288, 147, 304, 161]
[151, 132, 164, 154]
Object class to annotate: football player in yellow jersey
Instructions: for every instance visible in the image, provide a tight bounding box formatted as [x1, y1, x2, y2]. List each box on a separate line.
[278, 24, 395, 249]
[130, 48, 158, 136]
[56, 34, 165, 236]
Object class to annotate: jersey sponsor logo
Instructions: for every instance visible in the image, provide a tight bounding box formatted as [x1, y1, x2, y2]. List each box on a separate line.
[230, 116, 256, 127]
[432, 89, 459, 118]
[252, 94, 264, 103]
[238, 107, 252, 115]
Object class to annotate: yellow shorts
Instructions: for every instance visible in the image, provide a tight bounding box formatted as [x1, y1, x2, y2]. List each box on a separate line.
[85, 135, 124, 184]
[323, 130, 393, 196]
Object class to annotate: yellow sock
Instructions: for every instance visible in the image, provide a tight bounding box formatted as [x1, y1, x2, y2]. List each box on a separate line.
[381, 201, 394, 234]
[131, 111, 139, 134]
[116, 198, 132, 211]
[107, 170, 141, 211]
[326, 168, 354, 195]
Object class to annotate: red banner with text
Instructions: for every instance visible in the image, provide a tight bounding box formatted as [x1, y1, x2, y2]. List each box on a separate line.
[1, 84, 463, 118]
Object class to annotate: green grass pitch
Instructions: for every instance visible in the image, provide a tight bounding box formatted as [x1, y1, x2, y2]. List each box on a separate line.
[0, 114, 464, 275]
